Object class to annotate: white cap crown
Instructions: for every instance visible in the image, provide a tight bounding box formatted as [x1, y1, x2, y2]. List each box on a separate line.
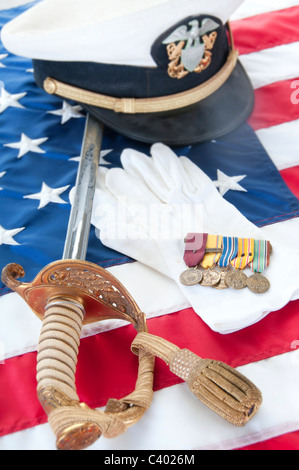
[1, 0, 244, 67]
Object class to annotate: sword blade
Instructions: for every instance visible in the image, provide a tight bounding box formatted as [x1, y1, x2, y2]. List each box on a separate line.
[63, 114, 103, 261]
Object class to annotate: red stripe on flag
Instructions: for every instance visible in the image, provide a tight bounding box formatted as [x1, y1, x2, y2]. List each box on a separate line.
[1, 299, 299, 438]
[232, 6, 299, 55]
[280, 166, 299, 200]
[237, 430, 299, 451]
[249, 79, 299, 130]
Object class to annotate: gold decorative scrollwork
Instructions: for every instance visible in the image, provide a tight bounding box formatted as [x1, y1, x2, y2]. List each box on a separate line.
[1, 259, 146, 328]
[166, 32, 218, 79]
[48, 266, 133, 315]
[38, 386, 89, 415]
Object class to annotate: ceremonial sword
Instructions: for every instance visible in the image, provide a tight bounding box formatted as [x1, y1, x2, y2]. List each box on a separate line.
[62, 114, 103, 261]
[1, 114, 263, 451]
[1, 114, 155, 450]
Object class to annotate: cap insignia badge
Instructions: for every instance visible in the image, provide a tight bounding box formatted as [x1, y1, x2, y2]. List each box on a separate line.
[162, 18, 220, 79]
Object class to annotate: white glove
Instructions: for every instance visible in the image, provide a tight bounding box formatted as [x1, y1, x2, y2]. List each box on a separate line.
[91, 143, 299, 334]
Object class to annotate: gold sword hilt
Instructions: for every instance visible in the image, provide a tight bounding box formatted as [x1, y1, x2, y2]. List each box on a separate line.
[2, 260, 155, 450]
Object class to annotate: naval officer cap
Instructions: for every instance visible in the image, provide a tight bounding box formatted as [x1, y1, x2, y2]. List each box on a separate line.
[1, 0, 254, 146]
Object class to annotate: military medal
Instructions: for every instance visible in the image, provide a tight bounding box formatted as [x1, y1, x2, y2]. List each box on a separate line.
[225, 238, 254, 290]
[180, 233, 208, 285]
[180, 233, 273, 293]
[247, 240, 271, 294]
[213, 237, 238, 290]
[225, 270, 248, 290]
[247, 274, 270, 294]
[199, 234, 222, 287]
[200, 268, 222, 287]
[180, 268, 203, 286]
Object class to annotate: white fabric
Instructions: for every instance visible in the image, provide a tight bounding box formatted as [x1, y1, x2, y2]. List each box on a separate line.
[240, 42, 299, 90]
[1, 350, 298, 450]
[2, 218, 299, 360]
[257, 120, 299, 171]
[0, 0, 36, 10]
[1, 0, 244, 66]
[88, 143, 299, 334]
[232, 0, 299, 20]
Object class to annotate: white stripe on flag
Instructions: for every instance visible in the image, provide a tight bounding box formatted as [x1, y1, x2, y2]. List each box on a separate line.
[257, 120, 299, 171]
[240, 42, 299, 90]
[0, 350, 298, 450]
[2, 217, 299, 359]
[232, 0, 299, 20]
[0, 261, 189, 360]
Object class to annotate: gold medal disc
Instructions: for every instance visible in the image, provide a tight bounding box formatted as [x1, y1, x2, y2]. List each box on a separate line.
[200, 269, 221, 287]
[180, 269, 203, 286]
[225, 270, 247, 290]
[246, 273, 270, 294]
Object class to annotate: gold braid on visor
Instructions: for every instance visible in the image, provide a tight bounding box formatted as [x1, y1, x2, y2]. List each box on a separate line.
[43, 25, 239, 115]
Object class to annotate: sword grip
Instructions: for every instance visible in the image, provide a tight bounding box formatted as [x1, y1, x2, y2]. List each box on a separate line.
[36, 296, 126, 450]
[37, 296, 84, 402]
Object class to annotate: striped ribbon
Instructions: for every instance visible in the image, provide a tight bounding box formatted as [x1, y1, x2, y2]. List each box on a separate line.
[218, 237, 239, 268]
[250, 240, 271, 273]
[231, 238, 255, 270]
[201, 235, 223, 269]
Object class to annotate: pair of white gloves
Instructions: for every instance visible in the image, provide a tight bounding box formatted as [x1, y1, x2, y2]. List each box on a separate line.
[88, 143, 299, 334]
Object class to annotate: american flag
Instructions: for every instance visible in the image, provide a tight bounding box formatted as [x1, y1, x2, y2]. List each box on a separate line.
[0, 0, 299, 451]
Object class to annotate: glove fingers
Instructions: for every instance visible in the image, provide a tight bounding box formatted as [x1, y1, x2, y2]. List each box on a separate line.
[120, 148, 170, 202]
[106, 167, 159, 205]
[121, 144, 202, 204]
[150, 143, 193, 195]
[179, 157, 264, 238]
[179, 156, 215, 193]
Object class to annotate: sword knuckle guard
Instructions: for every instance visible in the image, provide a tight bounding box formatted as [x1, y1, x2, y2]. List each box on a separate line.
[1, 263, 25, 290]
[2, 260, 155, 451]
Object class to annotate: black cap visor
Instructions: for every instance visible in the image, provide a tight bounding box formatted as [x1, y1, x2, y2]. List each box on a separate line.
[81, 60, 254, 146]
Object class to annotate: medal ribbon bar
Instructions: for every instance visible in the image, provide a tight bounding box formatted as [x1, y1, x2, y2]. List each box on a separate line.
[218, 237, 238, 268]
[200, 235, 223, 269]
[231, 238, 254, 270]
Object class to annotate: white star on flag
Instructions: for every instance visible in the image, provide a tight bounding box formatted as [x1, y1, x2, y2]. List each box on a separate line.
[69, 149, 113, 165]
[100, 149, 113, 165]
[0, 86, 26, 113]
[0, 225, 25, 246]
[48, 100, 84, 124]
[213, 169, 248, 196]
[4, 133, 48, 158]
[24, 182, 70, 209]
[0, 171, 6, 190]
[0, 53, 8, 67]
